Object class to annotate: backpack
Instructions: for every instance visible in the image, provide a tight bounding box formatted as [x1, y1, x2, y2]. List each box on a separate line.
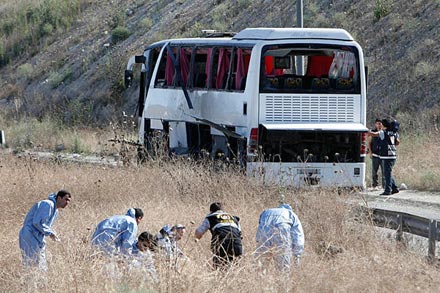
[390, 120, 400, 132]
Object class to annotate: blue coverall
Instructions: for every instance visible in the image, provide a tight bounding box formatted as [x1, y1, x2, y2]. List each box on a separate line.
[255, 204, 305, 272]
[19, 193, 59, 271]
[91, 209, 138, 256]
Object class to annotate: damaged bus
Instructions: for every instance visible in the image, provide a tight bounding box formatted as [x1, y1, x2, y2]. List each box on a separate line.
[125, 28, 368, 188]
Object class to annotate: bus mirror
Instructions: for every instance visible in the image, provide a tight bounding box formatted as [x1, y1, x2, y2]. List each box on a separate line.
[125, 70, 133, 88]
[135, 55, 146, 63]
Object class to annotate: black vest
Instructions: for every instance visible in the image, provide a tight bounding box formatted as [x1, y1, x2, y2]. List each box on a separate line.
[206, 211, 240, 234]
[371, 131, 381, 156]
[379, 130, 397, 159]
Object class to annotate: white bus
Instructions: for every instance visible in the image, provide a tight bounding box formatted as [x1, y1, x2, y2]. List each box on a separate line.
[125, 28, 368, 188]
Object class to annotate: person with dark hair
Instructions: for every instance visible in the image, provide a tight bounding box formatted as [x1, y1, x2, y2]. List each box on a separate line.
[130, 231, 158, 282]
[91, 208, 143, 256]
[135, 231, 157, 252]
[369, 118, 400, 195]
[194, 202, 243, 269]
[369, 118, 384, 190]
[19, 190, 72, 271]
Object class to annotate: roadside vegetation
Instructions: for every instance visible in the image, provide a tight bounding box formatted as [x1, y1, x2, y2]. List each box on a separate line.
[0, 0, 439, 288]
[0, 0, 90, 66]
[2, 107, 440, 191]
[1, 153, 440, 292]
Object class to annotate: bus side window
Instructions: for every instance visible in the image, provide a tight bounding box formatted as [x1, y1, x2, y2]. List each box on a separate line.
[179, 47, 191, 87]
[215, 47, 231, 90]
[155, 47, 177, 88]
[235, 48, 251, 91]
[147, 47, 161, 86]
[209, 48, 219, 90]
[165, 48, 177, 86]
[154, 49, 168, 87]
[193, 48, 208, 88]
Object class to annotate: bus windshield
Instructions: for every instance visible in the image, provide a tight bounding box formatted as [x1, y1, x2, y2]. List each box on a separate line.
[260, 44, 360, 94]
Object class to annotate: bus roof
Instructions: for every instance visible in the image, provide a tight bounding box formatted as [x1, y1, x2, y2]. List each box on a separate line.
[233, 28, 354, 41]
[143, 28, 355, 51]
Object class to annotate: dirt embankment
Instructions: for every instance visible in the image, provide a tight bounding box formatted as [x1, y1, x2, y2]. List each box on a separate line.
[0, 0, 439, 125]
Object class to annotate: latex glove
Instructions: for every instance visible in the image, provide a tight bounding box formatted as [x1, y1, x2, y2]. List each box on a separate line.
[50, 233, 60, 242]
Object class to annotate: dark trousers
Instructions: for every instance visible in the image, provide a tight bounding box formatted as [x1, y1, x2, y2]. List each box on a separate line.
[382, 159, 398, 194]
[372, 156, 383, 187]
[211, 231, 243, 269]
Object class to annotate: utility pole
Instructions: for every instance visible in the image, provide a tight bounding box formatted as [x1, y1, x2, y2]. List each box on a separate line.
[296, 0, 304, 75]
[297, 0, 303, 28]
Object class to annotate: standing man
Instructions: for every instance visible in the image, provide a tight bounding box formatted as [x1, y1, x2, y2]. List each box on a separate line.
[19, 190, 72, 271]
[91, 208, 143, 256]
[255, 202, 304, 273]
[369, 118, 383, 190]
[369, 118, 400, 195]
[195, 202, 243, 269]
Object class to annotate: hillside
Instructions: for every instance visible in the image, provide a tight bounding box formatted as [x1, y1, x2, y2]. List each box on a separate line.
[0, 0, 439, 126]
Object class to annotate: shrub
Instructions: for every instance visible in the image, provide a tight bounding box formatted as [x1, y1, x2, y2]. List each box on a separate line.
[138, 18, 153, 31]
[48, 69, 72, 89]
[112, 26, 131, 43]
[414, 61, 436, 78]
[17, 63, 34, 79]
[374, 0, 391, 21]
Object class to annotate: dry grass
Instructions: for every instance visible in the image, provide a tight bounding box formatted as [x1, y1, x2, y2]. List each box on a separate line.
[1, 152, 440, 292]
[392, 134, 440, 191]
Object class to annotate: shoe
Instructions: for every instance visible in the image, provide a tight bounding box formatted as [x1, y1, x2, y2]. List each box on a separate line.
[391, 189, 399, 194]
[380, 192, 391, 196]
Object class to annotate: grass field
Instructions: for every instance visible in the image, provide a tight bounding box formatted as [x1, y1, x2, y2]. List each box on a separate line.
[1, 152, 440, 292]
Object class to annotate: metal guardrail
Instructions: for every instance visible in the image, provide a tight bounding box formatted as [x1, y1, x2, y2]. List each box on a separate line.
[363, 207, 440, 261]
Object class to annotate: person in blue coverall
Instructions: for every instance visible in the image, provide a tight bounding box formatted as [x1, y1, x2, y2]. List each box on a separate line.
[91, 208, 144, 256]
[255, 202, 305, 272]
[19, 190, 72, 271]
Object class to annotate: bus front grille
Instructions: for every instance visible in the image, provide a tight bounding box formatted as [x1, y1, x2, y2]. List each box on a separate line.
[262, 94, 357, 123]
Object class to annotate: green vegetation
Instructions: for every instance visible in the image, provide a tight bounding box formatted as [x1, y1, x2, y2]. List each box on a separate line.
[48, 68, 72, 88]
[111, 26, 131, 43]
[0, 0, 90, 67]
[374, 0, 392, 21]
[138, 18, 153, 31]
[17, 63, 34, 79]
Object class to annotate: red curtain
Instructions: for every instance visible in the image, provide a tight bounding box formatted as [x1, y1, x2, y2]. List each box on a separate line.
[179, 48, 190, 85]
[165, 53, 174, 86]
[307, 55, 333, 77]
[216, 48, 230, 89]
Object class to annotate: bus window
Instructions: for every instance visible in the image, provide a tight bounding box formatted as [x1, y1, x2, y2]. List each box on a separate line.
[260, 45, 360, 94]
[234, 48, 251, 91]
[179, 47, 192, 86]
[193, 47, 208, 88]
[215, 47, 231, 90]
[154, 46, 177, 88]
[209, 47, 251, 91]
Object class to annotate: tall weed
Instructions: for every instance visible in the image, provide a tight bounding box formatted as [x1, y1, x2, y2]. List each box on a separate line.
[0, 155, 439, 292]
